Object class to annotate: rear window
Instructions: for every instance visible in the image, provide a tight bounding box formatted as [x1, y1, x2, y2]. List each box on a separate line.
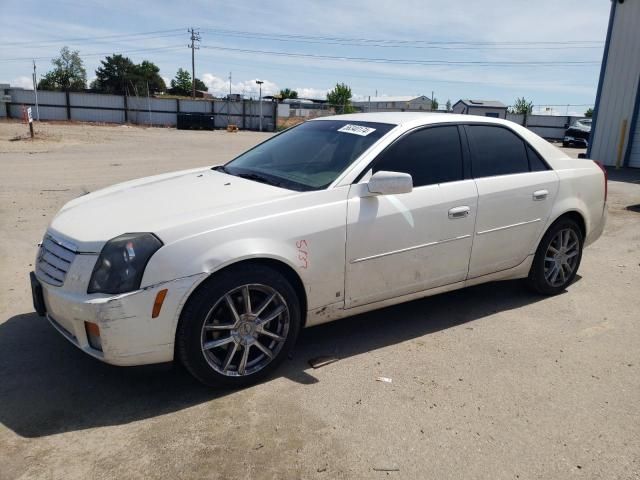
[466, 125, 530, 178]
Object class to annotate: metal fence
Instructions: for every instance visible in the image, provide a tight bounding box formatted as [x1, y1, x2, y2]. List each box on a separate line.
[506, 113, 585, 140]
[0, 88, 277, 131]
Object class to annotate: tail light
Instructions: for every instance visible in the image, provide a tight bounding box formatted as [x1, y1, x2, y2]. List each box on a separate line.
[593, 161, 607, 202]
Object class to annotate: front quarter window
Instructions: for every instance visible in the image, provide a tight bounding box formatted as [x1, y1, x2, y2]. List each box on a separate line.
[223, 120, 394, 191]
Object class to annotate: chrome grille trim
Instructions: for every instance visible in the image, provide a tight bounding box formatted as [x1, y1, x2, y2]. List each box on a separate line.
[36, 234, 78, 286]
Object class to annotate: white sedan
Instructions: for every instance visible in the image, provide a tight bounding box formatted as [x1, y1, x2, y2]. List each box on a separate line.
[30, 113, 607, 387]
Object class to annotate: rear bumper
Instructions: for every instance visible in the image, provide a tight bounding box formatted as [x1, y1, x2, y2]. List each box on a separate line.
[33, 272, 207, 366]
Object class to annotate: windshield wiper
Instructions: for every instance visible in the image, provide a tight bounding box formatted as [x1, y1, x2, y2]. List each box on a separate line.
[212, 165, 229, 173]
[235, 172, 285, 188]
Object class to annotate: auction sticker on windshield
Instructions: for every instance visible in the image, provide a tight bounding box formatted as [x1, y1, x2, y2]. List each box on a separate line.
[337, 124, 376, 136]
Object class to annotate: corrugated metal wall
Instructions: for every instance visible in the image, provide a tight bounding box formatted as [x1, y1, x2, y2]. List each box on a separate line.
[630, 119, 640, 167]
[506, 113, 586, 140]
[590, 0, 640, 166]
[2, 88, 276, 131]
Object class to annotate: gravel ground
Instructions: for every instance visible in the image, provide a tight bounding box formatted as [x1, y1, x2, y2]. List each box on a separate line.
[1, 120, 639, 480]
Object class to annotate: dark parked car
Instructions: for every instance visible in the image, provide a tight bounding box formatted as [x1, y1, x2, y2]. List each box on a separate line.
[563, 118, 591, 148]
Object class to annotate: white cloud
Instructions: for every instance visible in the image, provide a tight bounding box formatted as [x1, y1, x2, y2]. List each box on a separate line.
[12, 76, 34, 90]
[201, 73, 279, 98]
[295, 87, 329, 100]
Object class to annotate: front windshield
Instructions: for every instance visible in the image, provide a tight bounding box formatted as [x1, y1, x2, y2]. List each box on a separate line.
[222, 120, 395, 191]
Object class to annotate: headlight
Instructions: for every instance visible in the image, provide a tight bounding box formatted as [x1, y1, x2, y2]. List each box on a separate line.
[88, 233, 163, 294]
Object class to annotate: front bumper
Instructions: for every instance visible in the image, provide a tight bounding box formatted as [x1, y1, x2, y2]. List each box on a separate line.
[32, 269, 207, 366]
[563, 135, 589, 147]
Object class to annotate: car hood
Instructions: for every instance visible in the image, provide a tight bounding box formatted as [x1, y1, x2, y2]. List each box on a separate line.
[567, 123, 591, 133]
[48, 167, 295, 252]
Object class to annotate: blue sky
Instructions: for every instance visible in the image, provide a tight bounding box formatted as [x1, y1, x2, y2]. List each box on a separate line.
[0, 0, 610, 115]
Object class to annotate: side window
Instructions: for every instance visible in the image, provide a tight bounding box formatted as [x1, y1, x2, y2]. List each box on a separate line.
[466, 125, 529, 178]
[372, 126, 463, 187]
[526, 144, 549, 171]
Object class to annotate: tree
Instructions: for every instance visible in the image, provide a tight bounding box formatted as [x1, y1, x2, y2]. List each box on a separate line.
[92, 55, 166, 95]
[584, 107, 594, 118]
[169, 68, 207, 96]
[134, 60, 166, 94]
[194, 77, 207, 92]
[92, 54, 136, 94]
[327, 82, 355, 114]
[37, 46, 86, 91]
[279, 88, 298, 100]
[431, 97, 439, 110]
[509, 97, 534, 114]
[445, 99, 452, 112]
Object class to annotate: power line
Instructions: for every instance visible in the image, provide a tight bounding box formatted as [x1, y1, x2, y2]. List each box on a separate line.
[0, 45, 184, 63]
[0, 32, 187, 50]
[0, 28, 184, 48]
[199, 28, 604, 51]
[199, 28, 603, 46]
[200, 45, 600, 67]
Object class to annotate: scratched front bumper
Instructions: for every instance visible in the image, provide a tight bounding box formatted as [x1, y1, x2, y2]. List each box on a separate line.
[37, 255, 206, 366]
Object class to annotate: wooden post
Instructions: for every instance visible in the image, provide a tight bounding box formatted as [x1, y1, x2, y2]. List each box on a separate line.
[616, 119, 628, 169]
[26, 106, 34, 137]
[123, 94, 128, 123]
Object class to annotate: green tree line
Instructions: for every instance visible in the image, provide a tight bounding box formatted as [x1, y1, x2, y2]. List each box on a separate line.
[36, 46, 208, 97]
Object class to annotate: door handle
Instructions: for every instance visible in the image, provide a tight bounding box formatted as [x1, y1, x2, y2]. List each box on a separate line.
[448, 206, 470, 219]
[533, 189, 549, 201]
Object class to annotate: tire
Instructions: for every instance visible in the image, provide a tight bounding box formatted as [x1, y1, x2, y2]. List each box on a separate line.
[527, 217, 583, 295]
[562, 142, 569, 148]
[177, 264, 301, 388]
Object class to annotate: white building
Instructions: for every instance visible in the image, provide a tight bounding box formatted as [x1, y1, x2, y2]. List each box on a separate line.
[352, 95, 432, 112]
[452, 99, 507, 119]
[589, 0, 640, 168]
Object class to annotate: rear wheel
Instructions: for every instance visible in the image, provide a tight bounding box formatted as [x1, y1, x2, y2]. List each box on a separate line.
[177, 265, 301, 387]
[527, 218, 583, 295]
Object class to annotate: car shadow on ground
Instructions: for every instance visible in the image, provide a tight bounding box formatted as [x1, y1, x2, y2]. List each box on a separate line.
[0, 280, 552, 438]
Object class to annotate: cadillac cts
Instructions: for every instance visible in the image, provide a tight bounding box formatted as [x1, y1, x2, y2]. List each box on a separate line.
[30, 113, 607, 387]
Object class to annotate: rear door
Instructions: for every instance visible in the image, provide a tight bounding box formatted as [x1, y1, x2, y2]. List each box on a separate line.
[465, 124, 559, 278]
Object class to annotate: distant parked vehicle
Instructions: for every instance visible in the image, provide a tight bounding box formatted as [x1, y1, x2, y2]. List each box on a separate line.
[31, 113, 607, 387]
[563, 118, 592, 148]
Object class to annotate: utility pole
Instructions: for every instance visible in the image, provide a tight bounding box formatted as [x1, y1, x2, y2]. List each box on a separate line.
[188, 27, 200, 99]
[227, 71, 232, 126]
[255, 80, 264, 131]
[32, 60, 40, 121]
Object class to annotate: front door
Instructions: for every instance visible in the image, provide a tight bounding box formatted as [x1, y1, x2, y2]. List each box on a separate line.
[344, 125, 478, 308]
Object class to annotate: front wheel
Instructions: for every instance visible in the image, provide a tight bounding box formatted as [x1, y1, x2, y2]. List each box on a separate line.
[527, 218, 583, 295]
[177, 265, 301, 387]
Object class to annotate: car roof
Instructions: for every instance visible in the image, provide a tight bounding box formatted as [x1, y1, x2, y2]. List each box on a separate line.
[312, 112, 569, 166]
[312, 111, 513, 128]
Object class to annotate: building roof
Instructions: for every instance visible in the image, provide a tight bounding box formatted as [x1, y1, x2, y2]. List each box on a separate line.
[353, 95, 429, 104]
[455, 99, 506, 108]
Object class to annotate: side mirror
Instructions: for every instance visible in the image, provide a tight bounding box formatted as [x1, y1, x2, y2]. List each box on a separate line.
[366, 170, 413, 195]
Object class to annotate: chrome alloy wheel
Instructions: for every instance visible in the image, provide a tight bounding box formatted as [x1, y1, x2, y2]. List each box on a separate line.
[544, 228, 580, 288]
[200, 284, 290, 377]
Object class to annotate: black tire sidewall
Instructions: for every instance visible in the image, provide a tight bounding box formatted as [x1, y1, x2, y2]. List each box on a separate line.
[529, 218, 584, 295]
[177, 265, 301, 387]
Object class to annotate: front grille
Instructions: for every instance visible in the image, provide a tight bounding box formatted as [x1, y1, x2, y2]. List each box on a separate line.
[36, 235, 77, 286]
